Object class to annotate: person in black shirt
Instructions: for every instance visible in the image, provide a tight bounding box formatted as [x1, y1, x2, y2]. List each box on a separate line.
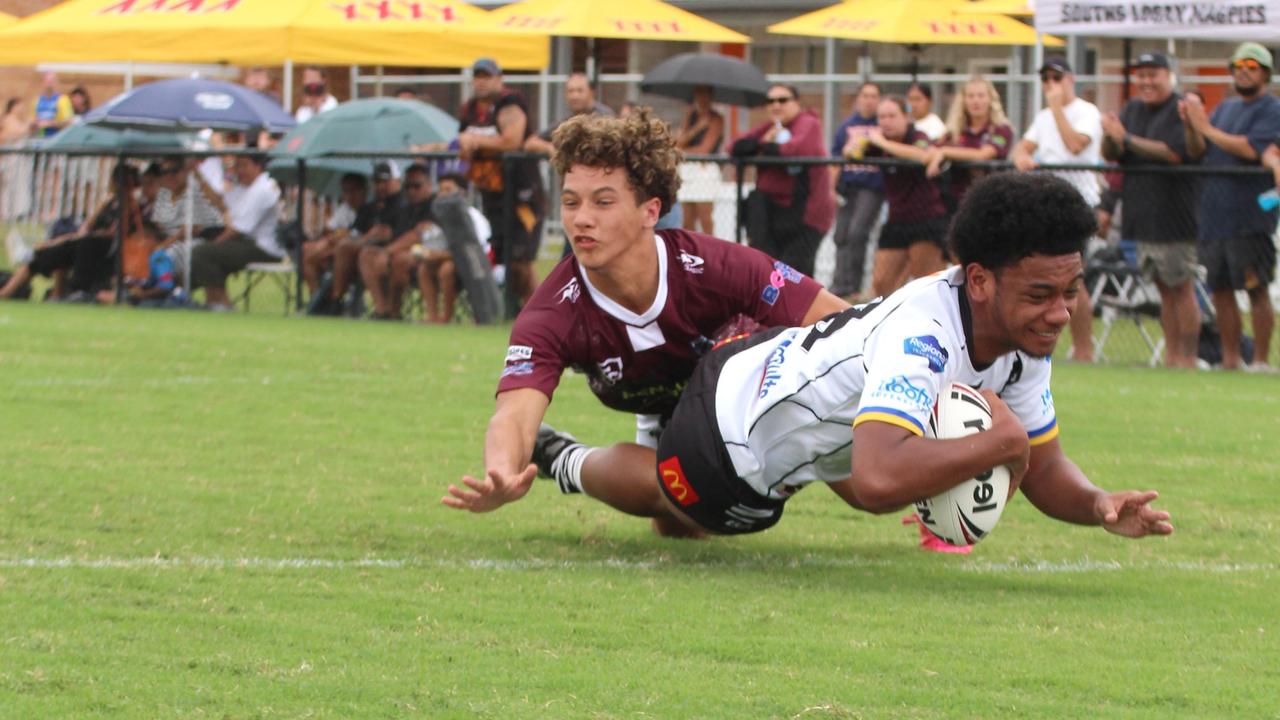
[1100, 52, 1200, 368]
[320, 161, 402, 314]
[358, 163, 435, 319]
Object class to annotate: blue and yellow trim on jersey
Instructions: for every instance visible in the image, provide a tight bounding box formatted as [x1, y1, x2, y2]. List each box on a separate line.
[1027, 419, 1059, 446]
[852, 407, 925, 436]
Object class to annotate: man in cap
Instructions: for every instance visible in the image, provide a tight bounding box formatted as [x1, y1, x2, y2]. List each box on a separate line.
[1100, 52, 1200, 368]
[1011, 55, 1101, 363]
[456, 58, 546, 312]
[1181, 42, 1280, 371]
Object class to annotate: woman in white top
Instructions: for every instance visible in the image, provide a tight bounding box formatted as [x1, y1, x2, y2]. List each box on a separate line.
[906, 83, 947, 141]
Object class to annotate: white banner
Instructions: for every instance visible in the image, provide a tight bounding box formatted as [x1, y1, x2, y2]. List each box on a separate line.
[1035, 1, 1280, 39]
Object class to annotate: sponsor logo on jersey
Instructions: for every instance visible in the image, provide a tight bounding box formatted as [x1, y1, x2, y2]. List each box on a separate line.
[556, 277, 581, 304]
[678, 250, 705, 274]
[598, 357, 624, 384]
[991, 133, 1007, 147]
[870, 374, 933, 411]
[501, 361, 534, 378]
[762, 261, 803, 305]
[904, 335, 949, 373]
[757, 337, 793, 399]
[505, 345, 533, 362]
[658, 456, 700, 506]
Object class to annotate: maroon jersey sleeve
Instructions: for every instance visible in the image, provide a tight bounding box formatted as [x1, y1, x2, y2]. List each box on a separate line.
[495, 265, 578, 399]
[678, 230, 823, 328]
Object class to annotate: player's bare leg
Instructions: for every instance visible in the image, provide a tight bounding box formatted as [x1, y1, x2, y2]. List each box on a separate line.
[533, 425, 705, 538]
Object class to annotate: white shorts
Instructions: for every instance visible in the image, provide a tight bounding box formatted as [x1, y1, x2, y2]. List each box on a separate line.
[635, 413, 665, 449]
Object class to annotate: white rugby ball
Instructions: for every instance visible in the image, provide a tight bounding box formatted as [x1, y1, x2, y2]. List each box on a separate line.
[914, 382, 1011, 547]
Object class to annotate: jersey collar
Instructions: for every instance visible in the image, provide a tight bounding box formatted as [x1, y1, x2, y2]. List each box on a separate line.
[579, 234, 669, 328]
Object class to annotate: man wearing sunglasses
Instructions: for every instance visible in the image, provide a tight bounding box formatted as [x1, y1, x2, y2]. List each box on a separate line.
[1181, 42, 1280, 371]
[1011, 55, 1102, 364]
[294, 66, 338, 124]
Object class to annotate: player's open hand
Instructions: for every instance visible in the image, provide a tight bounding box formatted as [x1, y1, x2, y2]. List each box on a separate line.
[1096, 490, 1173, 538]
[442, 464, 537, 513]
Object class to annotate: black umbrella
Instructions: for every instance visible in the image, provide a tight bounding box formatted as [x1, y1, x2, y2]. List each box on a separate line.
[640, 52, 770, 108]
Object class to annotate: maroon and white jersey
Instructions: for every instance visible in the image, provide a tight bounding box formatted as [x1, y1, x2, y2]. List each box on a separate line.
[497, 228, 823, 416]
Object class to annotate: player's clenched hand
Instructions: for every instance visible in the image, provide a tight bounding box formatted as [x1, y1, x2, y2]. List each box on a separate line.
[1096, 490, 1173, 538]
[979, 389, 1030, 485]
[442, 464, 537, 513]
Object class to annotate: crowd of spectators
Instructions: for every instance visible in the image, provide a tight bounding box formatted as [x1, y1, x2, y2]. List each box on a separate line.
[2, 45, 1279, 370]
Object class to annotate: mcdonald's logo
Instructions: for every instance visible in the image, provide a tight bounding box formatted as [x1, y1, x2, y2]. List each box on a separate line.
[658, 456, 699, 507]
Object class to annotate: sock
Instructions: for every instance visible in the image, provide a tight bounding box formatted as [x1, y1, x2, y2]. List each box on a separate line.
[550, 445, 595, 495]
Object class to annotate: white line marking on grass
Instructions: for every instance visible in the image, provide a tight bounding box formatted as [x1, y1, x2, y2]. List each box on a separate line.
[0, 556, 1274, 574]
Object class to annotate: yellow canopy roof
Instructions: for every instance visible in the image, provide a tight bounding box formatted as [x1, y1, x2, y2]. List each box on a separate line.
[0, 12, 16, 29]
[769, 0, 1062, 46]
[0, 0, 549, 69]
[482, 0, 750, 43]
[954, 0, 1035, 17]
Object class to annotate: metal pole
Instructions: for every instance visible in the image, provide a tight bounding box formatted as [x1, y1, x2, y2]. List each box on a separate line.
[125, 61, 135, 91]
[824, 37, 837, 142]
[295, 158, 307, 313]
[283, 59, 293, 112]
[113, 151, 126, 305]
[734, 157, 745, 245]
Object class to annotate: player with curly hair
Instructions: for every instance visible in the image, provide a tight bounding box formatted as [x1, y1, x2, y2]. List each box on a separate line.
[443, 109, 847, 532]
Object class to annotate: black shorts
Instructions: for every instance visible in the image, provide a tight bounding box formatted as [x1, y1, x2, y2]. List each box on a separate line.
[655, 328, 788, 535]
[878, 216, 947, 251]
[1199, 232, 1277, 292]
[482, 190, 545, 264]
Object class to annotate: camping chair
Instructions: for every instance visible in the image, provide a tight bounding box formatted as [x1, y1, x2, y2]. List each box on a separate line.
[1085, 245, 1164, 366]
[235, 259, 296, 316]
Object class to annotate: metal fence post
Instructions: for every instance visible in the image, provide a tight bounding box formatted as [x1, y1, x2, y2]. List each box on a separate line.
[113, 150, 127, 305]
[733, 156, 745, 245]
[501, 152, 518, 319]
[295, 158, 307, 313]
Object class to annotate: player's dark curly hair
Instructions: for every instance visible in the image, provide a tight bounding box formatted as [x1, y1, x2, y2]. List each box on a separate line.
[949, 172, 1096, 270]
[551, 108, 681, 215]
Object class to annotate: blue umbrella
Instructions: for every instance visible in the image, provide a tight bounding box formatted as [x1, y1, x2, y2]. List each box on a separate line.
[85, 78, 296, 133]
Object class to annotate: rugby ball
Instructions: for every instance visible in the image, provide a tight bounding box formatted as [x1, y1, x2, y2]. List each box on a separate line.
[914, 382, 1011, 547]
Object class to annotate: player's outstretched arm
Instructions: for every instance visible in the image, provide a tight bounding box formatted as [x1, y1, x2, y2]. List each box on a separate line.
[1019, 439, 1173, 537]
[442, 388, 548, 513]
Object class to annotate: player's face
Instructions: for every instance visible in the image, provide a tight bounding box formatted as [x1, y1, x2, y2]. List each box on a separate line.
[990, 253, 1084, 358]
[561, 164, 660, 271]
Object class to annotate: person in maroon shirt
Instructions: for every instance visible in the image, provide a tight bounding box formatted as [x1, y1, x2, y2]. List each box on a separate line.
[442, 110, 846, 534]
[927, 75, 1015, 206]
[856, 96, 948, 298]
[730, 84, 835, 278]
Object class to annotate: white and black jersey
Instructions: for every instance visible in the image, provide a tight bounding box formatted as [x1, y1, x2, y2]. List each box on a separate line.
[714, 266, 1060, 501]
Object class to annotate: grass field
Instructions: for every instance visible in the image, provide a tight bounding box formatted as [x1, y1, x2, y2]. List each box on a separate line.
[1, 302, 1278, 719]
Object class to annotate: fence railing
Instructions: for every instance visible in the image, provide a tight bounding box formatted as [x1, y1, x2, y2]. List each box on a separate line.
[1, 144, 1276, 366]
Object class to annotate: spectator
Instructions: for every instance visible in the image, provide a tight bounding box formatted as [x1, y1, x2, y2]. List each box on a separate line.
[295, 66, 338, 123]
[674, 85, 724, 237]
[524, 73, 614, 157]
[358, 163, 435, 320]
[68, 86, 91, 118]
[301, 172, 368, 296]
[1, 98, 29, 144]
[1100, 52, 1200, 369]
[906, 83, 946, 141]
[150, 158, 227, 284]
[857, 95, 948, 298]
[416, 173, 491, 324]
[829, 81, 885, 299]
[732, 83, 834, 278]
[927, 75, 1015, 207]
[242, 66, 280, 104]
[316, 161, 404, 315]
[456, 58, 545, 310]
[0, 164, 141, 300]
[1181, 42, 1280, 371]
[394, 86, 418, 101]
[1011, 54, 1102, 363]
[189, 155, 282, 311]
[32, 71, 73, 138]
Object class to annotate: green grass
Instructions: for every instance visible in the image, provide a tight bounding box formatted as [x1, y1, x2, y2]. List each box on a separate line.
[1, 303, 1278, 719]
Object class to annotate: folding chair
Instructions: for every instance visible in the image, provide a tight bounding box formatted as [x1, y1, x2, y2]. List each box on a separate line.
[236, 259, 296, 316]
[1086, 247, 1165, 366]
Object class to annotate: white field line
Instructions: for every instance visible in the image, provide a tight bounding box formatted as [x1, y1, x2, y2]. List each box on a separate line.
[0, 556, 1273, 574]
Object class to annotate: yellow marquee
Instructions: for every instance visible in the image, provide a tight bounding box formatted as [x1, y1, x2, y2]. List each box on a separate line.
[0, 0, 549, 69]
[481, 0, 750, 43]
[769, 0, 1062, 46]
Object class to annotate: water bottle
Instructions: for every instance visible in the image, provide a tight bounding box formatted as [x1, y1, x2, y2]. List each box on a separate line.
[1258, 189, 1280, 212]
[774, 120, 791, 145]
